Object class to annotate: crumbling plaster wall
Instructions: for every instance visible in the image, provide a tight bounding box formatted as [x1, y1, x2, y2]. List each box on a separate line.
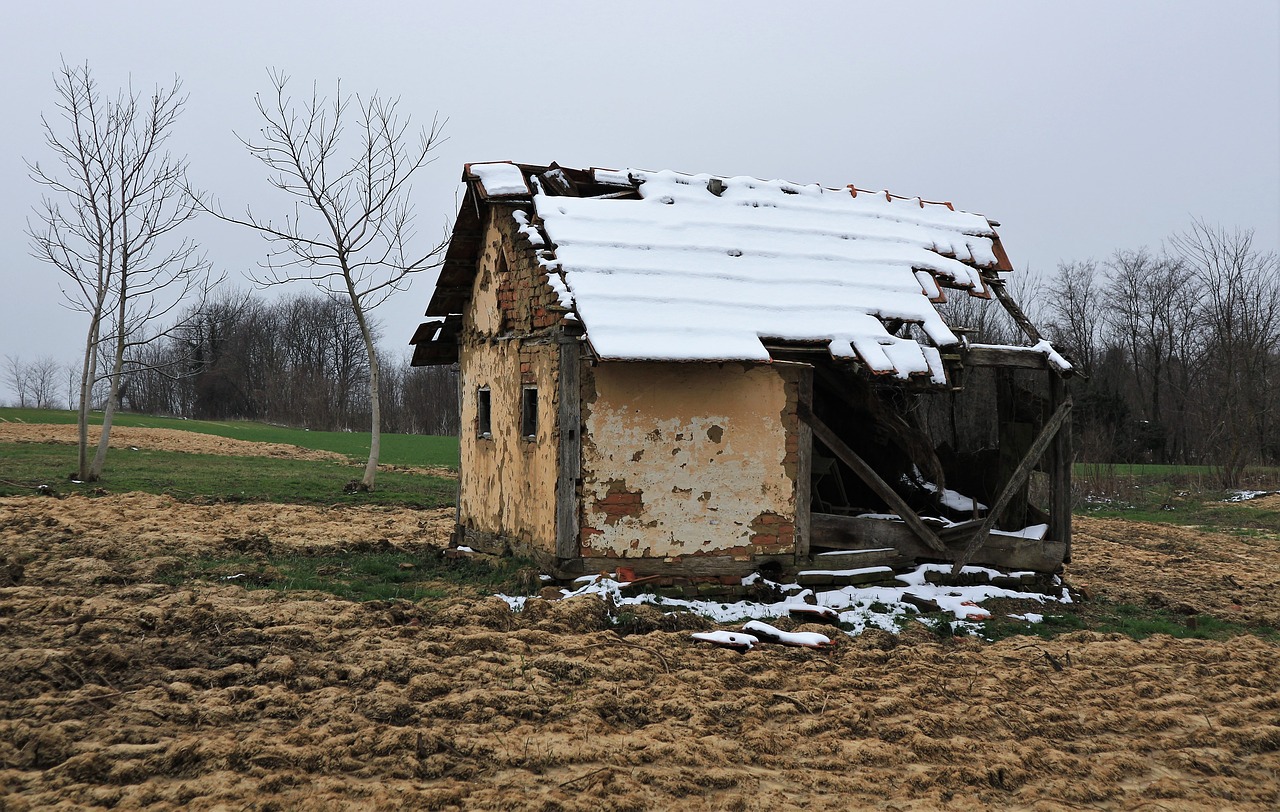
[457, 206, 562, 555]
[579, 362, 802, 560]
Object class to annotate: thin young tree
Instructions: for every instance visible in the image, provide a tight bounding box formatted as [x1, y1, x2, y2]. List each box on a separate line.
[28, 61, 208, 480]
[194, 70, 446, 490]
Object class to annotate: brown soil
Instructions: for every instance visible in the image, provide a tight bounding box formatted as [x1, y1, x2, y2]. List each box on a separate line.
[0, 423, 457, 478]
[0, 423, 347, 463]
[1, 498, 1278, 808]
[1072, 516, 1280, 629]
[1246, 492, 1280, 511]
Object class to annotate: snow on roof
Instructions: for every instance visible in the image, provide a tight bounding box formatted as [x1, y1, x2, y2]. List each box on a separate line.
[521, 167, 1001, 379]
[467, 162, 531, 198]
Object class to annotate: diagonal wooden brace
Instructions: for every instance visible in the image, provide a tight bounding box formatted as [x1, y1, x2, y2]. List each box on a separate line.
[797, 402, 947, 554]
[951, 397, 1072, 575]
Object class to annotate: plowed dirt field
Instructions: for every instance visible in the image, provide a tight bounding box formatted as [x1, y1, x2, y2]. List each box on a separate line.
[2, 474, 1278, 808]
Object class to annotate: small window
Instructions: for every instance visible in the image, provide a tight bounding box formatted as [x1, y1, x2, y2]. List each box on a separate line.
[477, 387, 491, 438]
[521, 387, 538, 441]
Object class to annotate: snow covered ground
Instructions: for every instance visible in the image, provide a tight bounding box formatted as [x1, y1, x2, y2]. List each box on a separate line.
[499, 563, 1071, 639]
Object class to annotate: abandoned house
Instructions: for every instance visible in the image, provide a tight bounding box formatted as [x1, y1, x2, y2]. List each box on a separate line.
[411, 161, 1074, 581]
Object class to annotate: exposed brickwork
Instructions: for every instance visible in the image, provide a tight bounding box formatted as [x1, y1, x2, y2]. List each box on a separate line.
[596, 478, 644, 525]
[500, 206, 567, 335]
[750, 511, 795, 555]
[468, 205, 567, 342]
[518, 346, 539, 385]
[579, 527, 603, 554]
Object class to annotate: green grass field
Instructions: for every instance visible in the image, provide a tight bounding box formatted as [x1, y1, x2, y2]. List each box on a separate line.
[0, 442, 455, 508]
[0, 407, 460, 469]
[1072, 461, 1280, 531]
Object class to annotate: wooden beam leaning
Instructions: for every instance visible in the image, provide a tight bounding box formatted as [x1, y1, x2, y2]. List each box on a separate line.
[986, 279, 1043, 343]
[797, 402, 947, 553]
[951, 397, 1072, 575]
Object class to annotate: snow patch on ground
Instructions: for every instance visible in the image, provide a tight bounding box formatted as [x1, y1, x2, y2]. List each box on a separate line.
[1224, 490, 1275, 502]
[499, 563, 1066, 638]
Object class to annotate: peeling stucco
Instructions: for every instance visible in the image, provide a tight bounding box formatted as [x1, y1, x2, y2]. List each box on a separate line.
[579, 362, 800, 559]
[457, 211, 560, 554]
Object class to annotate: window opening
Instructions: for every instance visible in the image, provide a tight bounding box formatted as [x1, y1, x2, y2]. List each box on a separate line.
[477, 387, 492, 438]
[521, 387, 538, 441]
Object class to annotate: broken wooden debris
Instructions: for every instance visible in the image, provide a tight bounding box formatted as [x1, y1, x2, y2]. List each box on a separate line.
[951, 397, 1072, 574]
[810, 513, 1066, 575]
[798, 402, 948, 553]
[794, 567, 898, 588]
[691, 631, 757, 652]
[786, 604, 839, 623]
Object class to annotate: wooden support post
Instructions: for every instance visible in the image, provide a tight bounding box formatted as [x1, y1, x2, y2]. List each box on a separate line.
[996, 369, 1033, 529]
[952, 397, 1072, 574]
[794, 367, 814, 561]
[1049, 373, 1073, 562]
[453, 362, 463, 534]
[555, 334, 582, 560]
[797, 403, 947, 553]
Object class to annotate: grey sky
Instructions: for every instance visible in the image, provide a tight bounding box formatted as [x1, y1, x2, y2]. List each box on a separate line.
[2, 0, 1277, 404]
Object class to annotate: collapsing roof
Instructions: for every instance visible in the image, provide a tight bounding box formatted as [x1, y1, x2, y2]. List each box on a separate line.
[417, 161, 1076, 578]
[431, 161, 1038, 383]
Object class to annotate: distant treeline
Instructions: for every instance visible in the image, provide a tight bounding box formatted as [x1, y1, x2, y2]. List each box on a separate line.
[119, 290, 459, 435]
[941, 222, 1279, 484]
[10, 223, 1276, 474]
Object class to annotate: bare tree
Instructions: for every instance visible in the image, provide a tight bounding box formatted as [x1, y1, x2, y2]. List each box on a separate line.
[1044, 260, 1103, 375]
[194, 70, 446, 490]
[28, 356, 64, 409]
[1171, 221, 1280, 485]
[3, 356, 32, 408]
[28, 61, 208, 480]
[1101, 248, 1202, 462]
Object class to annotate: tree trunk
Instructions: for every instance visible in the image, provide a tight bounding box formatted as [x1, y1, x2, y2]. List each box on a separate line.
[350, 284, 380, 491]
[90, 268, 129, 480]
[363, 347, 381, 490]
[90, 329, 127, 480]
[76, 317, 101, 482]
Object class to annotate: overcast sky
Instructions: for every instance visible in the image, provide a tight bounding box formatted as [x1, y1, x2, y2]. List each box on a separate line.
[2, 0, 1277, 405]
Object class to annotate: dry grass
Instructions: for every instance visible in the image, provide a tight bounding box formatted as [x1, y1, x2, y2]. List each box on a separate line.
[1, 493, 1278, 810]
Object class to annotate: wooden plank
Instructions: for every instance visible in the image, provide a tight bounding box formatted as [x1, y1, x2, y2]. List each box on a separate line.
[797, 402, 947, 553]
[796, 570, 898, 588]
[793, 367, 814, 561]
[1049, 373, 1074, 562]
[799, 549, 913, 570]
[811, 513, 1066, 573]
[951, 397, 1072, 574]
[559, 554, 792, 579]
[964, 345, 1053, 370]
[555, 335, 582, 560]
